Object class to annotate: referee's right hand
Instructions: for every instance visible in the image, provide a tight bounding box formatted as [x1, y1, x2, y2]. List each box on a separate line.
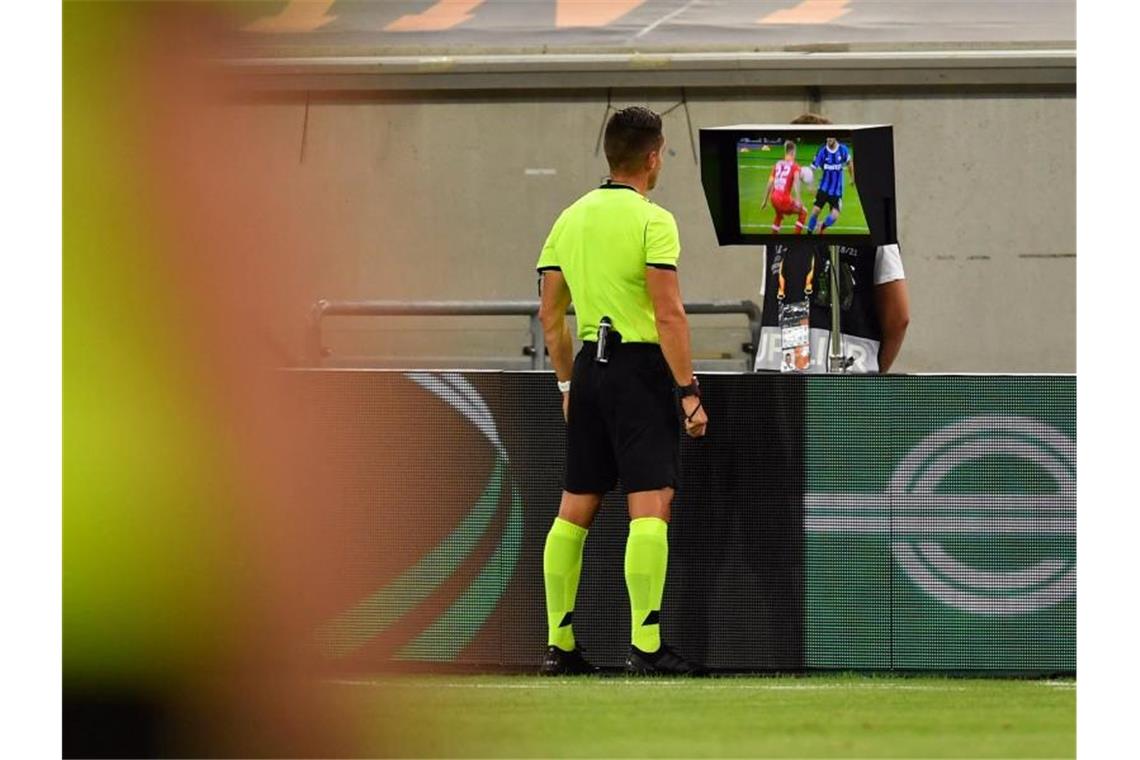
[681, 396, 707, 438]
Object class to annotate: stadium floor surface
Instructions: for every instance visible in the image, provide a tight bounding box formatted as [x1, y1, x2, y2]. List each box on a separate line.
[330, 673, 1075, 758]
[231, 1, 1074, 55]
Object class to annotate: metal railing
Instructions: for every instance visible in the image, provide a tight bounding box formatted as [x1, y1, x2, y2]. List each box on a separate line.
[307, 299, 762, 370]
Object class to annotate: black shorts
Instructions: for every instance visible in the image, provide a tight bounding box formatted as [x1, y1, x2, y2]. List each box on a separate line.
[814, 189, 842, 212]
[564, 342, 680, 495]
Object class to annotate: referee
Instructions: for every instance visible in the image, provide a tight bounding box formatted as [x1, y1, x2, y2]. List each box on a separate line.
[535, 107, 707, 676]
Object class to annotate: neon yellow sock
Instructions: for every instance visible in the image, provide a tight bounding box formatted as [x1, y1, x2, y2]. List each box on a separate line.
[624, 516, 668, 653]
[543, 517, 587, 651]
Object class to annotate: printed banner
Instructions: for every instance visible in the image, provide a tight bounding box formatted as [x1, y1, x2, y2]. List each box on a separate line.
[805, 376, 1075, 671]
[283, 371, 1074, 674]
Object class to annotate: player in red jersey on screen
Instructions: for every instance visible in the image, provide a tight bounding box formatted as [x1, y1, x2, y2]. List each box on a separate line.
[760, 140, 808, 234]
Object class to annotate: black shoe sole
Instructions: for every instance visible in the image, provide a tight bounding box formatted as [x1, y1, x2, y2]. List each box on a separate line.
[625, 651, 706, 677]
[624, 661, 704, 677]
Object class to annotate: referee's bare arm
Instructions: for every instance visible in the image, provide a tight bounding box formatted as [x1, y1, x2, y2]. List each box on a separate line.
[647, 268, 708, 437]
[539, 270, 574, 418]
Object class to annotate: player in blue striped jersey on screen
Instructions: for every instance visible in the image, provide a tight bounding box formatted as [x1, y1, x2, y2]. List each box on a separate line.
[806, 136, 854, 234]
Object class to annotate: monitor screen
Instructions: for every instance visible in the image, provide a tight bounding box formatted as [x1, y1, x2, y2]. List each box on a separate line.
[736, 133, 867, 236]
[700, 124, 896, 247]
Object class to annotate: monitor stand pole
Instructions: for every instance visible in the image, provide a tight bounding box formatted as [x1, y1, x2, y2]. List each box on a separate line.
[827, 244, 853, 373]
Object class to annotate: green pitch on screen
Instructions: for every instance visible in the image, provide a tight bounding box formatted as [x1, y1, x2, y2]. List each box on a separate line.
[737, 142, 870, 235]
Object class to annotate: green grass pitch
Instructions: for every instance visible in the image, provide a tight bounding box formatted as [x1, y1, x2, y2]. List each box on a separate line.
[331, 674, 1075, 758]
[737, 146, 871, 235]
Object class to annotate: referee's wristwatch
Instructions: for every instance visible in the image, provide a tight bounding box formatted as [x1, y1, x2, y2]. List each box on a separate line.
[676, 376, 700, 398]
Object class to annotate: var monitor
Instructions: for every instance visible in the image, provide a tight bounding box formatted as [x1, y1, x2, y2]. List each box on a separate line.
[699, 124, 896, 246]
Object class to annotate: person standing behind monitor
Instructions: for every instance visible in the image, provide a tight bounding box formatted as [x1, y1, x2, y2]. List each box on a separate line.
[753, 113, 910, 373]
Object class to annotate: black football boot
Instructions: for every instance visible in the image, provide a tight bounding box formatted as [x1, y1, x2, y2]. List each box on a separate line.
[539, 645, 600, 676]
[625, 643, 705, 676]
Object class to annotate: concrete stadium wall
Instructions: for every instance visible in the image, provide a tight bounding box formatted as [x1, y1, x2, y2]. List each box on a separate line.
[227, 87, 1075, 372]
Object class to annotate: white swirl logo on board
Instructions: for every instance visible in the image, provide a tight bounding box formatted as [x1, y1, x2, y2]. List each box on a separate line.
[805, 414, 1076, 615]
[889, 415, 1075, 615]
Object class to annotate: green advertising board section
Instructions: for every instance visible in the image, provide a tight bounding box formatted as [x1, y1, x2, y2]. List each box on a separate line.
[804, 376, 1075, 672]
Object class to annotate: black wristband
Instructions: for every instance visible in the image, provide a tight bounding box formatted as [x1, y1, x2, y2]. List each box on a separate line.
[676, 376, 700, 399]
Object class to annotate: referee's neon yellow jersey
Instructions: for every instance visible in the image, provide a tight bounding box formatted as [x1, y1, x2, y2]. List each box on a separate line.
[536, 183, 681, 344]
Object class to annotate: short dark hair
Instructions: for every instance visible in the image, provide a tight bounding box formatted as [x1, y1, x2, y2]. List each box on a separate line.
[791, 112, 832, 125]
[784, 140, 797, 154]
[603, 107, 663, 173]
